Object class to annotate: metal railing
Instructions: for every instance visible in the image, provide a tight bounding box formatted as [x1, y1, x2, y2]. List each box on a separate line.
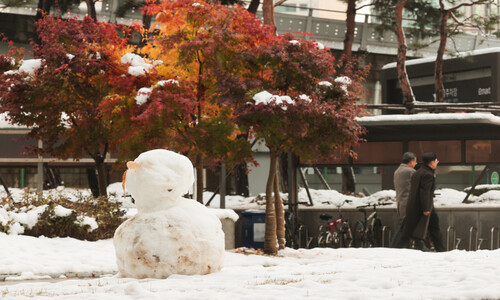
[491, 227, 499, 250]
[382, 225, 391, 247]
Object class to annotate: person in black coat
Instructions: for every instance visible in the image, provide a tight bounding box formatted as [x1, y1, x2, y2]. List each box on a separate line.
[402, 152, 446, 252]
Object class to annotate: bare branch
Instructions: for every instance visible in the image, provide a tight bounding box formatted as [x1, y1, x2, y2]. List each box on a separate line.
[356, 3, 374, 11]
[274, 0, 287, 7]
[450, 11, 487, 35]
[450, 12, 466, 26]
[447, 0, 494, 12]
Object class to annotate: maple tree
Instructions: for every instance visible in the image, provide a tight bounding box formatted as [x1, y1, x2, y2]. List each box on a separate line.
[0, 16, 151, 196]
[234, 33, 367, 255]
[100, 0, 274, 203]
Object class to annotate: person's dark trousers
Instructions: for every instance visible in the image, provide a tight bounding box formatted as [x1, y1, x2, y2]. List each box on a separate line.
[428, 211, 446, 252]
[391, 218, 409, 248]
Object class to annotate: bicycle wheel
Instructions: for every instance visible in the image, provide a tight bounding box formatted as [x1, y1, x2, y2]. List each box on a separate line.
[317, 225, 328, 247]
[339, 222, 353, 248]
[352, 221, 365, 248]
[297, 224, 312, 249]
[325, 232, 341, 248]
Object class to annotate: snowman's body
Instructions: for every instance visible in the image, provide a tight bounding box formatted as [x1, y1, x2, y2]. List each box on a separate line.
[113, 149, 224, 279]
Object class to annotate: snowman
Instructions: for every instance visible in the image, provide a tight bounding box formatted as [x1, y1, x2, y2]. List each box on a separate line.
[113, 149, 225, 279]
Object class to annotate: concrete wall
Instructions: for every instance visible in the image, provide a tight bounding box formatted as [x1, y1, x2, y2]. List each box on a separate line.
[220, 218, 236, 250]
[248, 142, 270, 197]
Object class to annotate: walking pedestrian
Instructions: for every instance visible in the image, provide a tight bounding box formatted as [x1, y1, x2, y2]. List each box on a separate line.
[403, 152, 446, 252]
[390, 152, 416, 248]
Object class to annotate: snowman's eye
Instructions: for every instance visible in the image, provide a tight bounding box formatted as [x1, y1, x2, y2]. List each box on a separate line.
[167, 189, 173, 192]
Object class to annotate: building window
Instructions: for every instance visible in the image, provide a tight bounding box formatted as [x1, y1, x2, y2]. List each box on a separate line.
[277, 3, 297, 12]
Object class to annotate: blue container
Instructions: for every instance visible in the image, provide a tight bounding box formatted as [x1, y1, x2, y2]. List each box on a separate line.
[241, 210, 266, 249]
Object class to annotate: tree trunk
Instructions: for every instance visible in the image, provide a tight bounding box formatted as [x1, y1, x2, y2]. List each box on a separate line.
[95, 157, 108, 197]
[279, 152, 288, 193]
[36, 0, 52, 20]
[264, 150, 278, 255]
[138, 14, 153, 48]
[35, 0, 52, 44]
[195, 154, 204, 204]
[435, 9, 450, 103]
[263, 0, 275, 30]
[87, 168, 99, 198]
[143, 14, 152, 30]
[247, 0, 260, 14]
[394, 0, 416, 113]
[274, 169, 286, 249]
[341, 166, 356, 194]
[342, 0, 356, 64]
[84, 0, 97, 21]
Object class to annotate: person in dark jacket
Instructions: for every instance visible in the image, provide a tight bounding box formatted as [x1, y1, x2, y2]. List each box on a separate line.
[390, 152, 416, 248]
[403, 152, 446, 252]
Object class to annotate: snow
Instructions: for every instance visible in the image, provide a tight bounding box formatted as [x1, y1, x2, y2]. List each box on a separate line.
[0, 179, 500, 297]
[8, 204, 47, 231]
[209, 207, 239, 222]
[124, 149, 195, 212]
[60, 112, 71, 128]
[335, 76, 351, 86]
[318, 80, 332, 87]
[18, 59, 42, 75]
[203, 186, 500, 210]
[115, 149, 224, 278]
[382, 47, 500, 70]
[289, 40, 300, 46]
[299, 94, 312, 102]
[0, 234, 499, 299]
[135, 87, 152, 105]
[120, 53, 153, 76]
[313, 41, 325, 50]
[357, 112, 500, 126]
[252, 90, 295, 108]
[0, 112, 26, 128]
[157, 79, 179, 86]
[2, 58, 42, 76]
[127, 65, 150, 76]
[54, 205, 72, 217]
[76, 215, 98, 231]
[335, 76, 351, 95]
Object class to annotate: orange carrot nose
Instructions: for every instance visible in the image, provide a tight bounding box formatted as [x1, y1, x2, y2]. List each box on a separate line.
[127, 161, 140, 169]
[122, 170, 127, 198]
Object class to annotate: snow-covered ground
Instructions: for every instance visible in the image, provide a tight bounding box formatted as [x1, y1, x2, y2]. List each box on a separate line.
[0, 233, 499, 299]
[1, 184, 500, 299]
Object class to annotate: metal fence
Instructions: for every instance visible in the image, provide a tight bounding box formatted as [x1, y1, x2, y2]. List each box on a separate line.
[234, 206, 500, 251]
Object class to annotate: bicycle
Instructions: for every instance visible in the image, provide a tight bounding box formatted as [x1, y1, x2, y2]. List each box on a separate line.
[352, 202, 391, 248]
[317, 200, 353, 248]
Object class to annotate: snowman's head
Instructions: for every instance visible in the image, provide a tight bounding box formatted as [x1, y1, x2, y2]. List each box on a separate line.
[125, 149, 194, 212]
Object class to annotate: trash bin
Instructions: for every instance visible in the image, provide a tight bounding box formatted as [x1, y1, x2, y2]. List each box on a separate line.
[241, 210, 266, 249]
